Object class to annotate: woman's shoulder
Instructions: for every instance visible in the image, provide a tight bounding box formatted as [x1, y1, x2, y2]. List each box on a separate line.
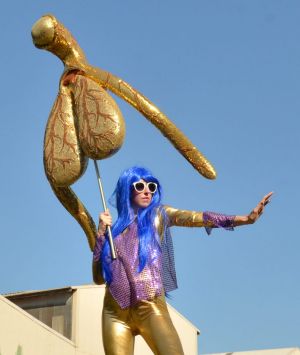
[154, 205, 170, 230]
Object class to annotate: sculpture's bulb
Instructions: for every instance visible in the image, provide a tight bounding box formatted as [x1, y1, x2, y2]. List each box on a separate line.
[31, 15, 55, 48]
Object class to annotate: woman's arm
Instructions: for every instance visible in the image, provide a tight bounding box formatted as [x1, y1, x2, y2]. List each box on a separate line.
[92, 235, 105, 284]
[163, 206, 205, 227]
[163, 207, 235, 235]
[92, 210, 112, 285]
[233, 192, 273, 226]
[164, 192, 273, 232]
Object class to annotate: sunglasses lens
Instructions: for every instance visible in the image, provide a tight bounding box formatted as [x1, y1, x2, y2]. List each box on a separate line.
[134, 182, 145, 192]
[148, 183, 157, 193]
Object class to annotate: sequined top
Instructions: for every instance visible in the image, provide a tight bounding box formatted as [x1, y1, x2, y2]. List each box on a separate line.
[93, 206, 235, 309]
[111, 222, 162, 309]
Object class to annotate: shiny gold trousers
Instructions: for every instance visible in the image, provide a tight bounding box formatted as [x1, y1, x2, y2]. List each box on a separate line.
[102, 289, 184, 355]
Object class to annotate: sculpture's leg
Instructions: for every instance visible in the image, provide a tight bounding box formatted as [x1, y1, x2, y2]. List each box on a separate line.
[50, 182, 97, 251]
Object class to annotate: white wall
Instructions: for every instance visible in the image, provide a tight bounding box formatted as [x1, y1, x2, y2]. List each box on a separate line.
[72, 286, 105, 354]
[0, 294, 77, 355]
[1, 285, 199, 355]
[206, 348, 300, 355]
[2, 286, 296, 355]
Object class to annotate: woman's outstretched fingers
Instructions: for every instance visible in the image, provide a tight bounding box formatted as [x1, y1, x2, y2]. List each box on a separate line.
[262, 191, 274, 206]
[248, 192, 273, 224]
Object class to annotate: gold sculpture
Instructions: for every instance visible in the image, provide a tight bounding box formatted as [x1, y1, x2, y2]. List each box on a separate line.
[31, 14, 217, 251]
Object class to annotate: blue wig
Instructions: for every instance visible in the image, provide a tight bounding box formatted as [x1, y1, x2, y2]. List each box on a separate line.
[101, 166, 163, 283]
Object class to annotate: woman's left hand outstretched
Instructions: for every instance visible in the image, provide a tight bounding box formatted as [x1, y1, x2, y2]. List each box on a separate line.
[247, 191, 273, 224]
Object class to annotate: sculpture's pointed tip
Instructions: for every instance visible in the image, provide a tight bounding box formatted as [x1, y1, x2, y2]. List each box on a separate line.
[206, 169, 217, 180]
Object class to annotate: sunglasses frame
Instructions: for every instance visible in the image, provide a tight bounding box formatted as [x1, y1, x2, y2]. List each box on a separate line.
[132, 181, 158, 194]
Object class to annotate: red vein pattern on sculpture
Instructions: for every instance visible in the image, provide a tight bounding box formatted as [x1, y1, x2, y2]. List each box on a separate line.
[73, 75, 125, 160]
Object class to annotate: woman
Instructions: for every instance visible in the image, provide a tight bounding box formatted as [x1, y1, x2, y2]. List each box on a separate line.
[93, 166, 272, 355]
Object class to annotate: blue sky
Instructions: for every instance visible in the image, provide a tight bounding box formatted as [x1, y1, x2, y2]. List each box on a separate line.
[0, 1, 299, 354]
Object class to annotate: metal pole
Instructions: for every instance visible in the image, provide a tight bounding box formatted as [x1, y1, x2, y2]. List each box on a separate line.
[93, 160, 117, 260]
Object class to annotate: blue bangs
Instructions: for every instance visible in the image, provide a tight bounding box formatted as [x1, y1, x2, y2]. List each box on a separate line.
[101, 166, 163, 284]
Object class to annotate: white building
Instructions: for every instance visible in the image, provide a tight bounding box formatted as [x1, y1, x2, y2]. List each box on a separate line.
[205, 349, 300, 355]
[0, 284, 199, 355]
[1, 285, 298, 355]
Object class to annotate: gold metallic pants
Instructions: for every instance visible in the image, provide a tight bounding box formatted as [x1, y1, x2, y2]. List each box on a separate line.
[102, 289, 184, 355]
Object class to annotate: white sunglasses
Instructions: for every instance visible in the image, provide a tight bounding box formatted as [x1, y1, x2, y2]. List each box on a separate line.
[132, 181, 157, 194]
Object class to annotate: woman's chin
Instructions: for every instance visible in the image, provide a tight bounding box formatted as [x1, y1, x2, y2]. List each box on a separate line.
[138, 202, 151, 209]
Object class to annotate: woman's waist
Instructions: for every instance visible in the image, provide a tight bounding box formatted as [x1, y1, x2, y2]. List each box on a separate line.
[104, 286, 166, 313]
